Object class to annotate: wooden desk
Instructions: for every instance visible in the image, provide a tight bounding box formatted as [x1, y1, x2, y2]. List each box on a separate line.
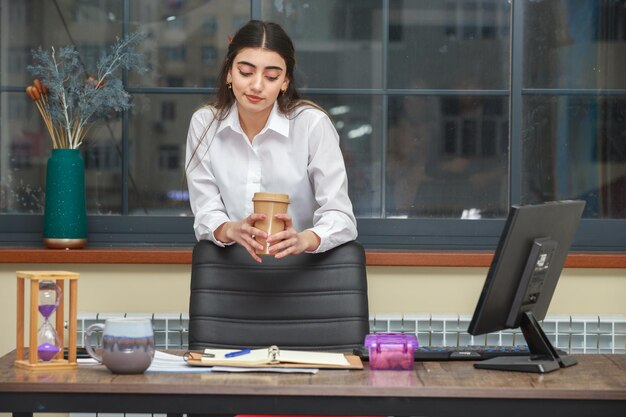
[0, 351, 624, 417]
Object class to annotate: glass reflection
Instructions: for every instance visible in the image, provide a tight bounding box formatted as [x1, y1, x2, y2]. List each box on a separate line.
[128, 0, 250, 88]
[0, 92, 46, 214]
[388, 0, 510, 89]
[3, 0, 624, 228]
[81, 121, 123, 214]
[522, 96, 626, 219]
[261, 0, 383, 89]
[309, 95, 383, 218]
[524, 0, 626, 89]
[0, 93, 122, 215]
[1, 0, 123, 86]
[0, 0, 124, 215]
[128, 93, 207, 216]
[386, 95, 508, 218]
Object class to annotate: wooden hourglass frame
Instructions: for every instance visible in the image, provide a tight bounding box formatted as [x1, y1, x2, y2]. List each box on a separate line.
[15, 271, 79, 370]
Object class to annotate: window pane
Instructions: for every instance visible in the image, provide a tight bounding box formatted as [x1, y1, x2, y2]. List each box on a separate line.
[128, 0, 250, 88]
[260, 0, 383, 89]
[0, 0, 123, 86]
[128, 93, 206, 216]
[309, 95, 383, 218]
[1, 0, 624, 250]
[0, 0, 125, 215]
[524, 0, 626, 89]
[388, 0, 510, 89]
[522, 95, 626, 219]
[82, 120, 123, 214]
[0, 92, 45, 214]
[0, 94, 123, 215]
[387, 95, 509, 218]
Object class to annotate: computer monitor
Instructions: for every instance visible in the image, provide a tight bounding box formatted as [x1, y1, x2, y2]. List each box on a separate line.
[467, 200, 585, 373]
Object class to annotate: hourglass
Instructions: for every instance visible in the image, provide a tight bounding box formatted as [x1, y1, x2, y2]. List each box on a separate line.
[37, 280, 62, 361]
[15, 270, 80, 370]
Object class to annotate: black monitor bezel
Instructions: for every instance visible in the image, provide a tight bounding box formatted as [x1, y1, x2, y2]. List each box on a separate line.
[467, 200, 585, 373]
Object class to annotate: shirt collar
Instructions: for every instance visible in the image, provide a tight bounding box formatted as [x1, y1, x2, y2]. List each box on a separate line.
[264, 102, 290, 139]
[217, 102, 290, 139]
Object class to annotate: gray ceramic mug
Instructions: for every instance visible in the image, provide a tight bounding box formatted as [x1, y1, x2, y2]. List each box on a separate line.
[84, 318, 155, 374]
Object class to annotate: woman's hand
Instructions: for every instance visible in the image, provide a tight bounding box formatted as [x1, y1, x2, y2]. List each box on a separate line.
[267, 213, 321, 259]
[214, 214, 268, 263]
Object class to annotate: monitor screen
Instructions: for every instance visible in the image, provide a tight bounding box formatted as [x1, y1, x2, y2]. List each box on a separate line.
[467, 200, 585, 373]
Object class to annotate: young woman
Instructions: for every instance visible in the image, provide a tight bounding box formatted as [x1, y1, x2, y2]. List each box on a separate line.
[185, 20, 357, 263]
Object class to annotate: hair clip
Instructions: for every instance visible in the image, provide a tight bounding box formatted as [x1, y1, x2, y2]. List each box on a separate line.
[227, 35, 233, 43]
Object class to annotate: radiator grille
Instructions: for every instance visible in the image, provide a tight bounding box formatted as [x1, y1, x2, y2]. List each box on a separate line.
[77, 312, 626, 354]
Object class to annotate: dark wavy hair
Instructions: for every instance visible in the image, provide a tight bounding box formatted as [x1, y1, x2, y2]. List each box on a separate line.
[214, 20, 306, 117]
[186, 20, 322, 175]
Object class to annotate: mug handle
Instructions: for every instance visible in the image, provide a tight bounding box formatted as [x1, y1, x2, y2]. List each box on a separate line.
[84, 323, 105, 363]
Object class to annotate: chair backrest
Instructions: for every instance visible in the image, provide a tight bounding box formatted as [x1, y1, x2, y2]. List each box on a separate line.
[188, 240, 369, 351]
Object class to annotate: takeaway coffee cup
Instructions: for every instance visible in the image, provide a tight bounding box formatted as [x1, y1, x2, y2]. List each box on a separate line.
[84, 318, 155, 374]
[252, 192, 290, 255]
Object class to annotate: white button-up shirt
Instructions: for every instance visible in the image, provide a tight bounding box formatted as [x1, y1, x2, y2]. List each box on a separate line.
[185, 102, 357, 253]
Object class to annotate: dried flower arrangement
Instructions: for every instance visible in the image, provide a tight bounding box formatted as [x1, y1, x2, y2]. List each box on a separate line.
[26, 32, 148, 149]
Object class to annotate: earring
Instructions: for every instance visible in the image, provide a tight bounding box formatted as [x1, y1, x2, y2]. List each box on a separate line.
[227, 81, 232, 89]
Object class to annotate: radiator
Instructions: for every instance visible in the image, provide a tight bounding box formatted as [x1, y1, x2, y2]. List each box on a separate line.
[76, 312, 626, 354]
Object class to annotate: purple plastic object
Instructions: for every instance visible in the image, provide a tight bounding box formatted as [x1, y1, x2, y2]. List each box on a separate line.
[364, 333, 418, 370]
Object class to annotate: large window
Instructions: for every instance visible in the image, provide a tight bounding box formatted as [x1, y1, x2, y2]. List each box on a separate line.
[0, 0, 624, 250]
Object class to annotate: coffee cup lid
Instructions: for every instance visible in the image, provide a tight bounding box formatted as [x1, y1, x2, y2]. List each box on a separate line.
[252, 192, 290, 204]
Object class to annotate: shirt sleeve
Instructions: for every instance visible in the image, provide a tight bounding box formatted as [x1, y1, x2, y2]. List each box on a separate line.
[185, 109, 232, 245]
[305, 114, 358, 253]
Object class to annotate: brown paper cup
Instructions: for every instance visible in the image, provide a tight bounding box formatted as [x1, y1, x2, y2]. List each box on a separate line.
[252, 192, 290, 255]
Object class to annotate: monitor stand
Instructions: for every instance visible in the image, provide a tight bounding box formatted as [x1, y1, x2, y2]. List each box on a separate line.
[474, 311, 578, 373]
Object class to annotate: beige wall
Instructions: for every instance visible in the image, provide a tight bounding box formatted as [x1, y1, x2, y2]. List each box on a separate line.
[1, 263, 625, 356]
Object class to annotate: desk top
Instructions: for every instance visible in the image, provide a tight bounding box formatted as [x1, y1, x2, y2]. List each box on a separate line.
[1, 351, 625, 416]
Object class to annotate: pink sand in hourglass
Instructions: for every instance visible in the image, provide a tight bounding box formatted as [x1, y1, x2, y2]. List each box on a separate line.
[38, 304, 56, 318]
[38, 343, 60, 361]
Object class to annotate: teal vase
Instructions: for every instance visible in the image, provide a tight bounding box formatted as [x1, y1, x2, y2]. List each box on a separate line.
[43, 149, 87, 249]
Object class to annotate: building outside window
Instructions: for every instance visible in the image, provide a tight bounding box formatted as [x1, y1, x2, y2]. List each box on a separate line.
[202, 15, 218, 35]
[7, 47, 30, 73]
[201, 46, 217, 65]
[158, 145, 181, 170]
[0, 0, 624, 250]
[163, 46, 186, 62]
[161, 101, 176, 121]
[9, 143, 32, 170]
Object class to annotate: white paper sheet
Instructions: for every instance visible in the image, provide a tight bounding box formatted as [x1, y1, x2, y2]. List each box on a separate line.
[79, 351, 213, 373]
[210, 366, 318, 374]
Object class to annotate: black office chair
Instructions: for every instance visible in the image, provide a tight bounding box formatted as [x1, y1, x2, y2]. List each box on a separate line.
[187, 240, 375, 417]
[188, 240, 369, 352]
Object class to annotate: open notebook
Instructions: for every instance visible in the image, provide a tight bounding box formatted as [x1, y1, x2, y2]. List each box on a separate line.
[184, 345, 363, 369]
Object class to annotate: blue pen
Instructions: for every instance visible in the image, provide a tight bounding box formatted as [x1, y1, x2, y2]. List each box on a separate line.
[225, 348, 251, 358]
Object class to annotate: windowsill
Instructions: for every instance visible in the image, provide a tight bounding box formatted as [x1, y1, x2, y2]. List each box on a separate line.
[0, 247, 624, 268]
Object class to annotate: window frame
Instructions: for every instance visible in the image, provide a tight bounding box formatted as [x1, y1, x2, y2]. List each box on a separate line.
[0, 0, 625, 254]
[0, 215, 623, 253]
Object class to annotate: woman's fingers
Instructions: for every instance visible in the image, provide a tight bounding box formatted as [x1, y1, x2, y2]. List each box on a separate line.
[274, 212, 292, 227]
[230, 216, 265, 262]
[266, 213, 294, 243]
[243, 243, 263, 263]
[271, 237, 299, 258]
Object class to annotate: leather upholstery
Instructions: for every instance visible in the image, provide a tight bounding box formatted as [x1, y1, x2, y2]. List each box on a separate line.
[188, 240, 369, 351]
